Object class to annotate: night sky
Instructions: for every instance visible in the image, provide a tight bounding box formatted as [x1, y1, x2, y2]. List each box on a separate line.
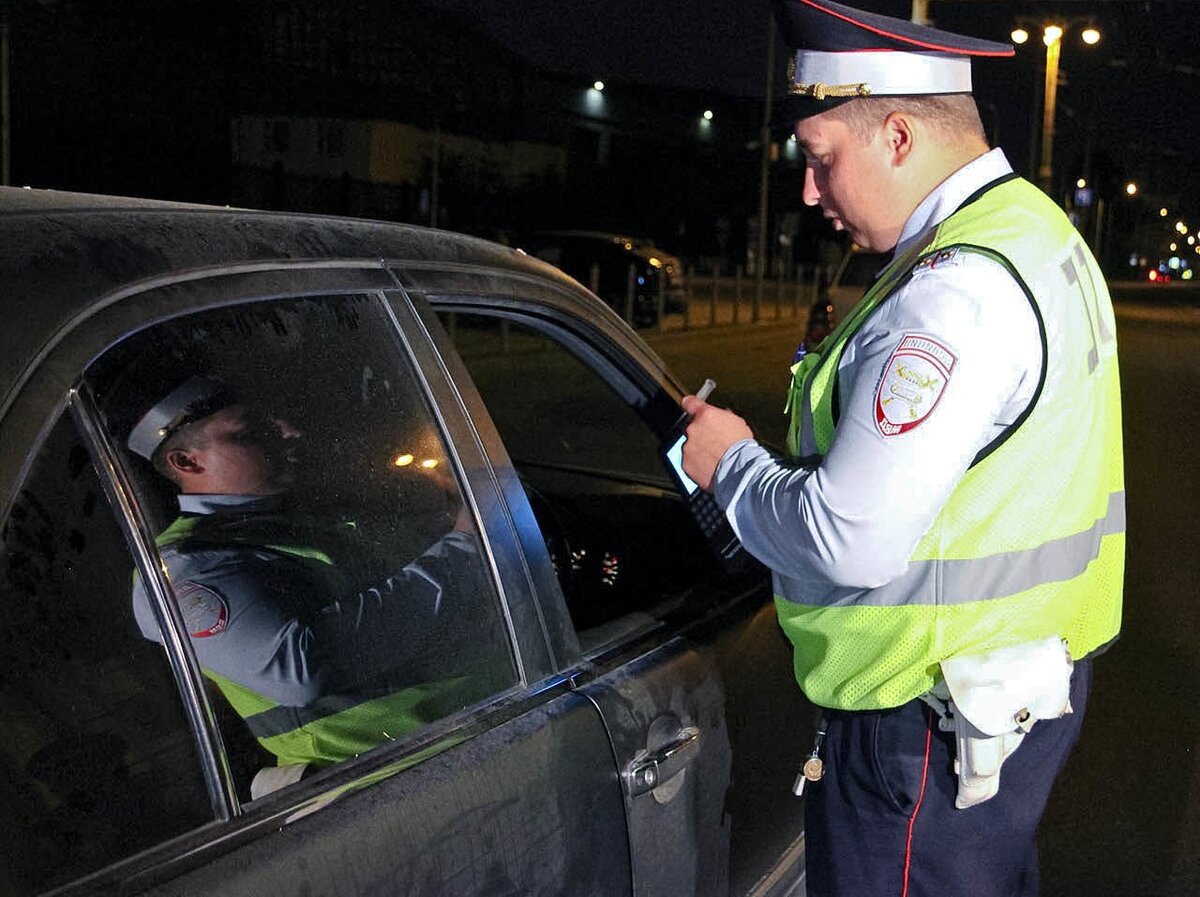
[428, 0, 1200, 215]
[7, 0, 1198, 241]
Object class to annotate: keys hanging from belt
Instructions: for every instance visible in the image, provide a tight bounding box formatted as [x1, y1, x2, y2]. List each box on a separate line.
[793, 717, 828, 797]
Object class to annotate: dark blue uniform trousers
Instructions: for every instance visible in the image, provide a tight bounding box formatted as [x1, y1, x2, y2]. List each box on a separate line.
[804, 660, 1091, 897]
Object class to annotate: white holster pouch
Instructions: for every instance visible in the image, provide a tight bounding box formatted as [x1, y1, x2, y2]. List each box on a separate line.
[923, 636, 1074, 809]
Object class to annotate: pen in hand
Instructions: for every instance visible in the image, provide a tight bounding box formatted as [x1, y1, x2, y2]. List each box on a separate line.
[677, 378, 717, 428]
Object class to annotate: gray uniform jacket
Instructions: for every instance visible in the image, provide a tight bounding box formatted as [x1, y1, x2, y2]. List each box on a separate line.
[132, 493, 484, 709]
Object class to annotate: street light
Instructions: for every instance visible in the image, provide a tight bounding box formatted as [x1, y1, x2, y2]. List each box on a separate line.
[1017, 21, 1100, 193]
[1125, 182, 1138, 197]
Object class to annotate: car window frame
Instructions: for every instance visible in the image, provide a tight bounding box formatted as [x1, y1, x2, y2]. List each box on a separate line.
[0, 262, 590, 892]
[392, 268, 770, 664]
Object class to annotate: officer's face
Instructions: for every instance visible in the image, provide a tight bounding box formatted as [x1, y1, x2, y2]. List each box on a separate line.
[188, 404, 302, 495]
[795, 111, 904, 253]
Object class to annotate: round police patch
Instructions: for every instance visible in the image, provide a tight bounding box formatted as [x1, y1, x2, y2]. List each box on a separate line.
[875, 334, 957, 437]
[176, 582, 229, 638]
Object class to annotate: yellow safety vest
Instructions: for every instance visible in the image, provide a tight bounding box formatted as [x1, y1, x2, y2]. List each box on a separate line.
[779, 175, 1124, 711]
[154, 514, 475, 768]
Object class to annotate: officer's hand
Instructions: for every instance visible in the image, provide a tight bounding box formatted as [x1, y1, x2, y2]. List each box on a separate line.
[680, 395, 754, 492]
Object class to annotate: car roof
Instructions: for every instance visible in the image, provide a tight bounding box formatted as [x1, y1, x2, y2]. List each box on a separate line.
[0, 186, 562, 398]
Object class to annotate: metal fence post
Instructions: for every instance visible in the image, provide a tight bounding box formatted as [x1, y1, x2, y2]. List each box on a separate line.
[625, 262, 636, 326]
[710, 264, 719, 327]
[657, 271, 667, 333]
[682, 266, 692, 331]
[793, 265, 802, 318]
[735, 265, 744, 325]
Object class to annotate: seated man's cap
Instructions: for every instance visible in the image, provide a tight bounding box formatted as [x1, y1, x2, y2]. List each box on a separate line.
[773, 0, 1012, 119]
[127, 375, 234, 460]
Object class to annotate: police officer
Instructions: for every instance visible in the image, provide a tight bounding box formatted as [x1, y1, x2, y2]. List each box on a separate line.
[128, 376, 489, 788]
[681, 2, 1124, 894]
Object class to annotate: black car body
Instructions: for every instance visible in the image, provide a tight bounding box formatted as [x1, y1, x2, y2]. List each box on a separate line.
[0, 189, 810, 896]
[524, 231, 689, 326]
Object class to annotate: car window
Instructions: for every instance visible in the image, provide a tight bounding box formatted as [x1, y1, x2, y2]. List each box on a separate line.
[83, 294, 517, 799]
[0, 413, 213, 895]
[438, 312, 760, 648]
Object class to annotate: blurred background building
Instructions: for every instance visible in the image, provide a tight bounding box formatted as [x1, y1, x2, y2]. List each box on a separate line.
[5, 0, 1197, 280]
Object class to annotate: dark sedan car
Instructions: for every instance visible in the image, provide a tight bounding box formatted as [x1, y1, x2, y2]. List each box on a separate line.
[0, 189, 811, 896]
[524, 231, 689, 327]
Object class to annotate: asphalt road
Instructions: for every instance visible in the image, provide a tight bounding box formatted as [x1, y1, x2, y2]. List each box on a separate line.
[643, 280, 1200, 897]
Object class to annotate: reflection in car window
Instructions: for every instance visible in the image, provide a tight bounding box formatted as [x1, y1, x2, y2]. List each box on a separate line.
[85, 294, 516, 798]
[0, 414, 212, 895]
[439, 312, 759, 647]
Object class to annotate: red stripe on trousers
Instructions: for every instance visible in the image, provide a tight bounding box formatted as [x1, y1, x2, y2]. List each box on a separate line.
[901, 706, 935, 897]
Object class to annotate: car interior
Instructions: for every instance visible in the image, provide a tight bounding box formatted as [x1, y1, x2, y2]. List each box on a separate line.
[436, 310, 762, 653]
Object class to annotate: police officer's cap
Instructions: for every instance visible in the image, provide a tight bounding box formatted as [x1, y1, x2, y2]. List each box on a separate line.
[773, 0, 1013, 122]
[127, 375, 234, 460]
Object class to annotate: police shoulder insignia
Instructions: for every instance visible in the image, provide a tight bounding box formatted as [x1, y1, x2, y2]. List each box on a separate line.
[911, 246, 962, 276]
[176, 581, 229, 638]
[875, 334, 957, 437]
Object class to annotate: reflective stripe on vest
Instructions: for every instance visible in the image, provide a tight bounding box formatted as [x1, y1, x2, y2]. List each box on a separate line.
[209, 669, 474, 768]
[783, 491, 1124, 609]
[159, 516, 464, 767]
[778, 175, 1124, 711]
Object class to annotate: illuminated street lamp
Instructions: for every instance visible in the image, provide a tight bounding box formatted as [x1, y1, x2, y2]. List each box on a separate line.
[1019, 22, 1100, 193]
[1125, 182, 1138, 197]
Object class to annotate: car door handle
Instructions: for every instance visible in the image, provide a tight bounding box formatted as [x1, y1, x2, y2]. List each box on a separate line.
[623, 726, 701, 797]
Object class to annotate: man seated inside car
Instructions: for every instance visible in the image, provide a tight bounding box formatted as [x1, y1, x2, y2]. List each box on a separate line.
[127, 375, 491, 784]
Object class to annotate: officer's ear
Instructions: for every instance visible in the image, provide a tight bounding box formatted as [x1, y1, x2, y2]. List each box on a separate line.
[164, 448, 204, 479]
[881, 112, 916, 166]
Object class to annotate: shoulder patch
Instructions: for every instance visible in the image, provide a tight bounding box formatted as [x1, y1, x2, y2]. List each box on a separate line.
[176, 582, 229, 638]
[911, 246, 962, 276]
[875, 334, 957, 438]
